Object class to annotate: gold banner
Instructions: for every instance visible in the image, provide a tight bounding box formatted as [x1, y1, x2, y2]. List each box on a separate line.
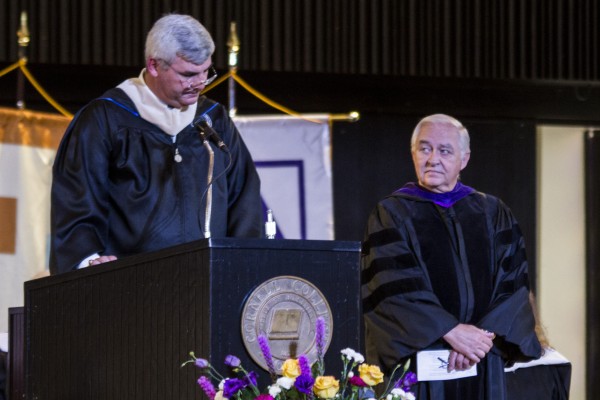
[0, 107, 71, 149]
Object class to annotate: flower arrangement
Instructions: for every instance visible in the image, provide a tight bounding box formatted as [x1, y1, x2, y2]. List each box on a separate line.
[183, 317, 417, 400]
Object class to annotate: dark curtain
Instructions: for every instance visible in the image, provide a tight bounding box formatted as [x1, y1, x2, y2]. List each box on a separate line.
[1, 0, 599, 81]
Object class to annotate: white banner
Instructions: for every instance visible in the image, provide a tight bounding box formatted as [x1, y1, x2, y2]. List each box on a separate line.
[234, 115, 333, 240]
[0, 108, 68, 333]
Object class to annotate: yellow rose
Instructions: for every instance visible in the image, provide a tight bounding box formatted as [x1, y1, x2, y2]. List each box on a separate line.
[313, 376, 340, 399]
[281, 358, 301, 378]
[358, 364, 384, 386]
[214, 391, 228, 400]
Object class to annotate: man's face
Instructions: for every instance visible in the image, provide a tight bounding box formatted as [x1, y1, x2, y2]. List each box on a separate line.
[147, 56, 213, 108]
[411, 122, 470, 193]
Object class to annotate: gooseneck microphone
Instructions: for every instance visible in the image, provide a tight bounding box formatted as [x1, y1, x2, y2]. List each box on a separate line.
[194, 115, 233, 239]
[196, 120, 229, 152]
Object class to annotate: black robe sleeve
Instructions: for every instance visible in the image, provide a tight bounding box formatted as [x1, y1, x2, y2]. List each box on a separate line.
[361, 198, 460, 371]
[50, 102, 115, 274]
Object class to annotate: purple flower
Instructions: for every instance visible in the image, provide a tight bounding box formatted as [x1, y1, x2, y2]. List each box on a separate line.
[194, 358, 209, 369]
[223, 378, 247, 398]
[225, 355, 241, 368]
[315, 317, 326, 360]
[298, 355, 312, 377]
[222, 371, 258, 398]
[395, 371, 418, 391]
[255, 395, 274, 400]
[348, 375, 368, 387]
[294, 373, 315, 395]
[244, 371, 258, 387]
[258, 335, 277, 377]
[197, 376, 217, 400]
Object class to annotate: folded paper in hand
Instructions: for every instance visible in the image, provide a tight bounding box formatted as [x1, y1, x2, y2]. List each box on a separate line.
[416, 349, 477, 381]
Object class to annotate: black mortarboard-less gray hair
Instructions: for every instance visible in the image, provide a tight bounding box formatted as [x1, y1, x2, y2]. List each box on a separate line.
[145, 14, 215, 66]
[410, 114, 470, 157]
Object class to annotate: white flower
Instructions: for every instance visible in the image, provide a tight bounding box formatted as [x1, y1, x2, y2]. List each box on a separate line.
[340, 348, 357, 360]
[390, 388, 414, 400]
[276, 376, 295, 390]
[269, 385, 282, 397]
[219, 379, 227, 390]
[341, 348, 365, 363]
[353, 352, 365, 363]
[390, 388, 406, 397]
[386, 395, 392, 400]
[348, 371, 354, 378]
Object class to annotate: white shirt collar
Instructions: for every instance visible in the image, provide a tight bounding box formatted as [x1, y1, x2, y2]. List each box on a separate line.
[117, 69, 197, 136]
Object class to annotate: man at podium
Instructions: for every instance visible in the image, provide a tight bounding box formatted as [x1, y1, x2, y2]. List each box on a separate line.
[49, 14, 262, 275]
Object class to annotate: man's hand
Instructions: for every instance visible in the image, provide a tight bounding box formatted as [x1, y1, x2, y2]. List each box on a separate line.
[443, 324, 495, 371]
[89, 255, 118, 265]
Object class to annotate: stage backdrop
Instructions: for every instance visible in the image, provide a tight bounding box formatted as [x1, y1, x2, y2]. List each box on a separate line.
[234, 114, 333, 240]
[0, 107, 68, 333]
[0, 108, 333, 333]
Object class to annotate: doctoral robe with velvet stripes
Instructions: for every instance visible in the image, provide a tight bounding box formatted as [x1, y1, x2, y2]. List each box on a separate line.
[361, 189, 542, 400]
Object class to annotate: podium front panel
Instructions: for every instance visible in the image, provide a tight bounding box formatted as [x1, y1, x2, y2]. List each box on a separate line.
[24, 239, 361, 400]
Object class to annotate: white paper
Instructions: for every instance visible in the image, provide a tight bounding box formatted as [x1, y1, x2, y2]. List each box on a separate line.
[504, 347, 570, 372]
[416, 350, 477, 381]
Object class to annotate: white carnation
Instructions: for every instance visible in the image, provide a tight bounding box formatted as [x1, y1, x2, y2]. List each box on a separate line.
[341, 348, 357, 360]
[276, 376, 295, 390]
[269, 385, 282, 397]
[353, 352, 365, 363]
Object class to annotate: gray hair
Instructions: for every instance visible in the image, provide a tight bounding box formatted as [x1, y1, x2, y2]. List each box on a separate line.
[410, 114, 470, 156]
[145, 14, 215, 66]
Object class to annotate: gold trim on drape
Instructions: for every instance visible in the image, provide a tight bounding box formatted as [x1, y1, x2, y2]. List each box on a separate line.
[0, 107, 71, 149]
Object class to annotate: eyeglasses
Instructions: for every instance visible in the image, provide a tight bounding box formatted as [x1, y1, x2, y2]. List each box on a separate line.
[193, 65, 218, 86]
[161, 60, 218, 88]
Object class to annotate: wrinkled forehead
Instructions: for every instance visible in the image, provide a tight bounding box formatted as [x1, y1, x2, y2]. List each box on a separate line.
[417, 122, 462, 142]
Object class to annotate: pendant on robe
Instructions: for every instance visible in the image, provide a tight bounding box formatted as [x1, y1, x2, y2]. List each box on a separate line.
[174, 148, 182, 163]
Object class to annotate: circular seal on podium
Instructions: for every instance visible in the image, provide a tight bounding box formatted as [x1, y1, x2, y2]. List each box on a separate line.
[241, 276, 333, 372]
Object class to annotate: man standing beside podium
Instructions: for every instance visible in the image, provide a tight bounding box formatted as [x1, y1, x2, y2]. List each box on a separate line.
[50, 14, 262, 275]
[361, 114, 542, 399]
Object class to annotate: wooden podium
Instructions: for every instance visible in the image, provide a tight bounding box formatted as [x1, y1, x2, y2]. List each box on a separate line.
[23, 238, 361, 400]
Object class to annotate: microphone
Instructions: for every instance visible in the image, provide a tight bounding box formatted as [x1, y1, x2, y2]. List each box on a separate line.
[196, 120, 229, 152]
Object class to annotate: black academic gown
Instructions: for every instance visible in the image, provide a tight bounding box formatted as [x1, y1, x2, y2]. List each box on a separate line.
[361, 190, 542, 400]
[50, 89, 261, 274]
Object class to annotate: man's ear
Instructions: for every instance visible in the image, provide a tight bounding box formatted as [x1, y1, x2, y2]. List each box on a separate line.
[461, 152, 471, 170]
[146, 58, 161, 76]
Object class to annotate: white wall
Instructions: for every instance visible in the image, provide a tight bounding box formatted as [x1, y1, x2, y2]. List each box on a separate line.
[537, 125, 586, 400]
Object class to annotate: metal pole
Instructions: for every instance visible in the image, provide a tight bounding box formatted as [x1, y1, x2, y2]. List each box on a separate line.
[16, 11, 30, 110]
[227, 22, 240, 118]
